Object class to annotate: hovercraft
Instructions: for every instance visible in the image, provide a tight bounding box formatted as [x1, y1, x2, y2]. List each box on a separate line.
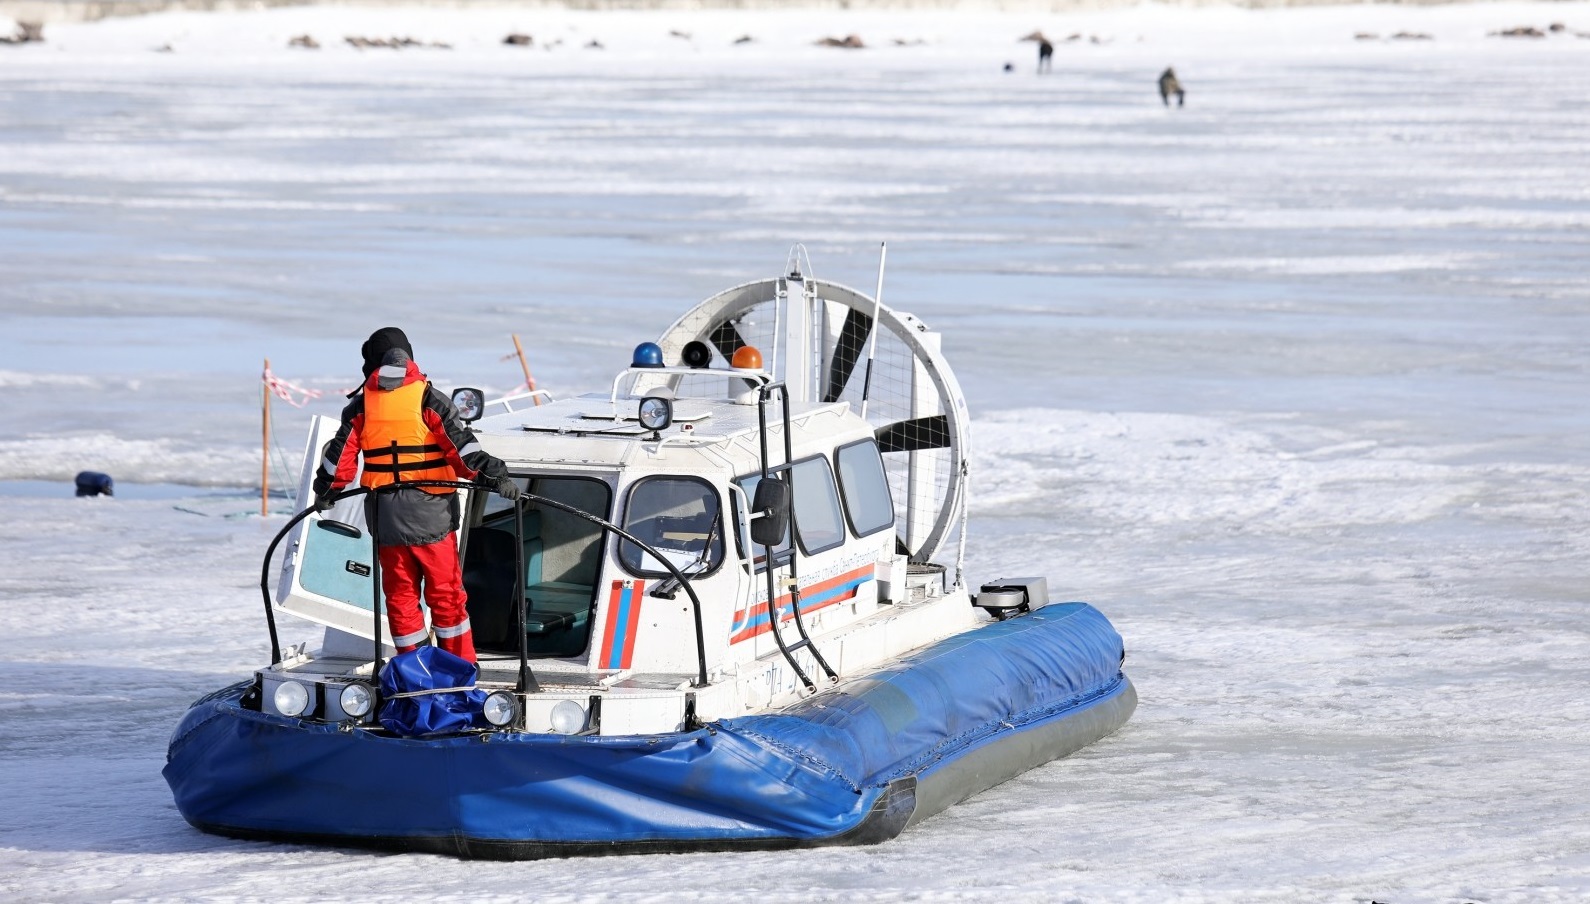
[164, 248, 1136, 859]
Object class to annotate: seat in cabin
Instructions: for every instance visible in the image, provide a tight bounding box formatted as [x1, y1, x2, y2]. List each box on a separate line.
[462, 510, 595, 653]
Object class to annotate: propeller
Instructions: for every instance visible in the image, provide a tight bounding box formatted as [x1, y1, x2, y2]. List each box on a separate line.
[823, 308, 873, 404]
[875, 415, 951, 453]
[707, 318, 747, 362]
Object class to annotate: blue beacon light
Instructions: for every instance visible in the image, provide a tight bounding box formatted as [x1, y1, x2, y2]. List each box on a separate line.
[631, 342, 665, 368]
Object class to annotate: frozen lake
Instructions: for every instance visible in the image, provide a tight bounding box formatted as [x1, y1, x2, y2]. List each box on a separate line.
[2, 2, 1588, 901]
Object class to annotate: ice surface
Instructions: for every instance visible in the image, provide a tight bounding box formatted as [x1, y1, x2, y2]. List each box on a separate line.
[2, 2, 1589, 901]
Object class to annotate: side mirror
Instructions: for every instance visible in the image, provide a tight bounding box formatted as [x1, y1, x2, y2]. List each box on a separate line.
[749, 478, 790, 548]
[451, 387, 485, 422]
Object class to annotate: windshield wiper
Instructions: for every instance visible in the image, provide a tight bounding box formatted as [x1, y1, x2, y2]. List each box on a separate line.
[650, 509, 722, 600]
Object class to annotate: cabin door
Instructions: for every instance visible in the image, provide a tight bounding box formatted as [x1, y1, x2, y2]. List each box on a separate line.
[274, 414, 472, 643]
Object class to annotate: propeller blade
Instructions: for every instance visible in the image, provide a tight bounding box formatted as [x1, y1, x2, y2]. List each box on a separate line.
[875, 415, 950, 453]
[707, 318, 747, 362]
[823, 308, 873, 404]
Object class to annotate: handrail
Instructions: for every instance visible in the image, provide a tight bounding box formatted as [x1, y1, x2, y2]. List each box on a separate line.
[485, 389, 552, 417]
[754, 382, 837, 691]
[257, 479, 713, 691]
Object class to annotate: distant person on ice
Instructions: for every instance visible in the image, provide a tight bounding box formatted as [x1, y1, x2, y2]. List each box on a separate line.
[1159, 67, 1185, 106]
[312, 327, 519, 664]
[1022, 31, 1054, 74]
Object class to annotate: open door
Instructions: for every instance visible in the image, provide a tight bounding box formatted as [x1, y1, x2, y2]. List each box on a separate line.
[274, 415, 470, 643]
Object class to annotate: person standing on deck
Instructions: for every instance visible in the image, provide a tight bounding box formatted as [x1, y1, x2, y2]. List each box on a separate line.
[312, 327, 519, 663]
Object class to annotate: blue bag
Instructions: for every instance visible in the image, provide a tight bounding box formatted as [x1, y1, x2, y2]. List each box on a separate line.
[377, 646, 487, 737]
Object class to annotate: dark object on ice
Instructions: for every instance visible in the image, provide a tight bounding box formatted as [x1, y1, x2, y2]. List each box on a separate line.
[733, 34, 754, 44]
[503, 33, 532, 46]
[1392, 31, 1433, 40]
[1, 21, 43, 44]
[1003, 61, 1015, 72]
[1159, 67, 1185, 106]
[288, 34, 320, 49]
[1490, 26, 1546, 38]
[669, 29, 691, 40]
[1355, 32, 1380, 40]
[1549, 22, 1566, 32]
[345, 35, 451, 50]
[1020, 31, 1052, 73]
[75, 471, 114, 497]
[815, 34, 864, 49]
[586, 38, 603, 49]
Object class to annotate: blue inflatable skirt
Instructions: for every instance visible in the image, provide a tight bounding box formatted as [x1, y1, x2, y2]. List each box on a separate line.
[164, 603, 1135, 859]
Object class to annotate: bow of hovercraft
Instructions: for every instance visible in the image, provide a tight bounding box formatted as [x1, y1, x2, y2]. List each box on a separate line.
[165, 601, 1132, 857]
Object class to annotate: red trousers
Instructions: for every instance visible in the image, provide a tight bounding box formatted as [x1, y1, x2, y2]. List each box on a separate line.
[378, 534, 475, 663]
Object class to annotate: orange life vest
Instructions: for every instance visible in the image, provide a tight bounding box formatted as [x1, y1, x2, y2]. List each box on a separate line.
[359, 380, 456, 494]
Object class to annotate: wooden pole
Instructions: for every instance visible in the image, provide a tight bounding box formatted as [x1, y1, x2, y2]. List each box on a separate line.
[511, 334, 541, 406]
[261, 358, 270, 517]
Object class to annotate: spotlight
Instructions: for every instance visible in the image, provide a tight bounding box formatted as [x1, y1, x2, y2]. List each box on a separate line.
[638, 395, 673, 432]
[483, 691, 520, 728]
[550, 699, 586, 734]
[338, 682, 374, 719]
[273, 680, 311, 718]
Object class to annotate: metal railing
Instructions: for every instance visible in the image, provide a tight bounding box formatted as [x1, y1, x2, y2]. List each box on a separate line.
[257, 479, 711, 716]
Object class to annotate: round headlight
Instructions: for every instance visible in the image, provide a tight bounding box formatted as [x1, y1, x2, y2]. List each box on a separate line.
[483, 691, 519, 728]
[549, 699, 586, 734]
[273, 680, 311, 718]
[339, 682, 374, 718]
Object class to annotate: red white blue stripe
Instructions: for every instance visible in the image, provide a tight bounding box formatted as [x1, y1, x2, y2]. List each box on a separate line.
[600, 579, 645, 669]
[730, 565, 874, 645]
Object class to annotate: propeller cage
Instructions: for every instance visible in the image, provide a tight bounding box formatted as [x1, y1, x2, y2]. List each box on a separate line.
[653, 272, 968, 565]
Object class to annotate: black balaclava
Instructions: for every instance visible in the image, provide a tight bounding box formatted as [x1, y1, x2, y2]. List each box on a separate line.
[360, 327, 414, 379]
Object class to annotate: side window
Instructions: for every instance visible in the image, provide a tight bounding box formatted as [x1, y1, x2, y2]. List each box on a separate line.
[734, 472, 793, 564]
[836, 439, 895, 538]
[790, 457, 845, 555]
[618, 477, 725, 578]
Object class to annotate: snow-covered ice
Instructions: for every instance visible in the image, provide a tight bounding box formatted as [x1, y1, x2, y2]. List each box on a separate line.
[2, 2, 1589, 901]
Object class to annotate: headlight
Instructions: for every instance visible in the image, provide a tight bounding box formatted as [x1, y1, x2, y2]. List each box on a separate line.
[637, 396, 673, 431]
[273, 680, 311, 718]
[339, 682, 374, 718]
[549, 699, 586, 734]
[483, 691, 520, 728]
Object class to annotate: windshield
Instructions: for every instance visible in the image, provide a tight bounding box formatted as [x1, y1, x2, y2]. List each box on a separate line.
[618, 476, 725, 578]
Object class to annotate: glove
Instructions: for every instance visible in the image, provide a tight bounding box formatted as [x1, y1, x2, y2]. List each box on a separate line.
[311, 492, 335, 513]
[495, 477, 521, 501]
